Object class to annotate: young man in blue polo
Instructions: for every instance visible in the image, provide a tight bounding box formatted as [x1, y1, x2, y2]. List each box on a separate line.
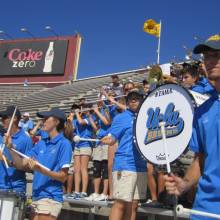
[102, 90, 147, 220]
[181, 63, 214, 95]
[165, 34, 220, 219]
[0, 106, 33, 193]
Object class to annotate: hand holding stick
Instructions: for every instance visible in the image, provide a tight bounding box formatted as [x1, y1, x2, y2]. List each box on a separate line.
[0, 106, 17, 168]
[160, 121, 177, 220]
[10, 148, 50, 171]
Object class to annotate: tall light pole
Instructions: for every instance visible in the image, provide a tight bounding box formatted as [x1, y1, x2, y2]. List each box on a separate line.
[0, 30, 13, 39]
[44, 26, 59, 37]
[20, 27, 36, 38]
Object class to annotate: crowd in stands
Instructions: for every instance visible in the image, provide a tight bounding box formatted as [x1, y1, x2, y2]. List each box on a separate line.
[0, 58, 215, 220]
[25, 61, 212, 198]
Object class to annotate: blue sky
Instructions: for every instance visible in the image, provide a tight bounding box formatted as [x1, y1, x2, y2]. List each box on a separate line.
[0, 0, 219, 79]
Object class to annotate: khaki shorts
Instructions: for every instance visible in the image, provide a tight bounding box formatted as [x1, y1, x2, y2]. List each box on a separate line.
[92, 144, 108, 161]
[74, 147, 92, 156]
[31, 198, 62, 218]
[112, 171, 147, 202]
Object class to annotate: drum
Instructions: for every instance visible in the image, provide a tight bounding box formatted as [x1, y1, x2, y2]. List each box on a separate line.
[0, 191, 25, 220]
[134, 83, 195, 165]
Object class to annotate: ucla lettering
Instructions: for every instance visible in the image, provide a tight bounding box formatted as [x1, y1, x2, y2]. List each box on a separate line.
[144, 103, 184, 144]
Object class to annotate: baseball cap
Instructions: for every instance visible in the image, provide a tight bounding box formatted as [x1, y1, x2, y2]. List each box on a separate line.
[0, 106, 21, 118]
[37, 108, 66, 122]
[23, 112, 30, 117]
[193, 34, 220, 54]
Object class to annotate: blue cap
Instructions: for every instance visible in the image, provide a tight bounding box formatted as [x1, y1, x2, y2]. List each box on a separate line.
[37, 108, 66, 122]
[0, 106, 21, 118]
[193, 34, 220, 54]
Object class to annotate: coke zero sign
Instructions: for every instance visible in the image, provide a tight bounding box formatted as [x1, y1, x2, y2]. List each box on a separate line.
[0, 40, 68, 76]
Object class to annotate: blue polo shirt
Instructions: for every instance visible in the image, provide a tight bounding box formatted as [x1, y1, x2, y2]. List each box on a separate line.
[191, 77, 214, 95]
[19, 119, 34, 132]
[108, 109, 147, 172]
[0, 129, 33, 192]
[189, 92, 220, 219]
[73, 116, 93, 148]
[27, 133, 72, 203]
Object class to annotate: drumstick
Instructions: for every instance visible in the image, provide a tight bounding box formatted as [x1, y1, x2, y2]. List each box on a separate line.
[159, 121, 177, 220]
[0, 106, 17, 168]
[73, 135, 100, 143]
[10, 148, 50, 172]
[1, 106, 17, 153]
[176, 205, 220, 219]
[159, 122, 171, 173]
[0, 152, 9, 169]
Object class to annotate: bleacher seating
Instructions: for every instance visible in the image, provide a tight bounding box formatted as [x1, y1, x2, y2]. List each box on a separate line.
[0, 68, 196, 220]
[0, 68, 148, 121]
[0, 84, 48, 105]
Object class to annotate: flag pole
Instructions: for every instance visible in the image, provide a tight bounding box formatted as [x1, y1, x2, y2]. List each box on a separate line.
[157, 20, 162, 64]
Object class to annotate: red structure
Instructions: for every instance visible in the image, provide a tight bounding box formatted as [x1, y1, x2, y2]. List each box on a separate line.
[0, 34, 82, 85]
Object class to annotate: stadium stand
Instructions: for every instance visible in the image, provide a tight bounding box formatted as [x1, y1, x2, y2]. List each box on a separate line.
[0, 68, 148, 121]
[0, 84, 48, 105]
[0, 66, 197, 220]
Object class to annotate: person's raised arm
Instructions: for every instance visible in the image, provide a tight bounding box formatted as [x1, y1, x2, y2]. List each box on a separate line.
[93, 105, 111, 126]
[75, 109, 88, 125]
[30, 120, 43, 137]
[88, 114, 98, 132]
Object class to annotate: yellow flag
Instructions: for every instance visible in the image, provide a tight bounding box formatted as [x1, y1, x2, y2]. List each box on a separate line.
[143, 19, 161, 38]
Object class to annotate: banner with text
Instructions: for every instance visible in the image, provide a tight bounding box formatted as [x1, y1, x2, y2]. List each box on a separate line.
[0, 40, 68, 76]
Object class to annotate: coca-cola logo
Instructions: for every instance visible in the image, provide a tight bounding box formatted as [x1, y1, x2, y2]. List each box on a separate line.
[7, 48, 44, 68]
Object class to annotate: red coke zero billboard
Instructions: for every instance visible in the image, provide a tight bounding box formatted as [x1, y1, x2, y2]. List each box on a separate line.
[0, 40, 68, 76]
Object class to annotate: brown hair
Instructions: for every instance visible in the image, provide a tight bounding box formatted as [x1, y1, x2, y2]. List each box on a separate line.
[56, 120, 73, 142]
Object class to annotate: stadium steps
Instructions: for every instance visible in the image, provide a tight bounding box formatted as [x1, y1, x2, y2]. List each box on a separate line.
[0, 68, 148, 121]
[0, 84, 48, 105]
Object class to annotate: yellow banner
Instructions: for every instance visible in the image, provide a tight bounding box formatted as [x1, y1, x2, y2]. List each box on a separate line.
[143, 19, 161, 38]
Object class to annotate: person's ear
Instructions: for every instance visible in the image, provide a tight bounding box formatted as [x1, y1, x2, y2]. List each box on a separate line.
[54, 118, 60, 127]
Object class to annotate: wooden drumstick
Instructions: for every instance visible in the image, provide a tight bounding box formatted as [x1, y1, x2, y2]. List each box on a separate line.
[0, 106, 17, 168]
[0, 151, 9, 169]
[1, 106, 17, 152]
[10, 148, 50, 171]
[159, 121, 171, 173]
